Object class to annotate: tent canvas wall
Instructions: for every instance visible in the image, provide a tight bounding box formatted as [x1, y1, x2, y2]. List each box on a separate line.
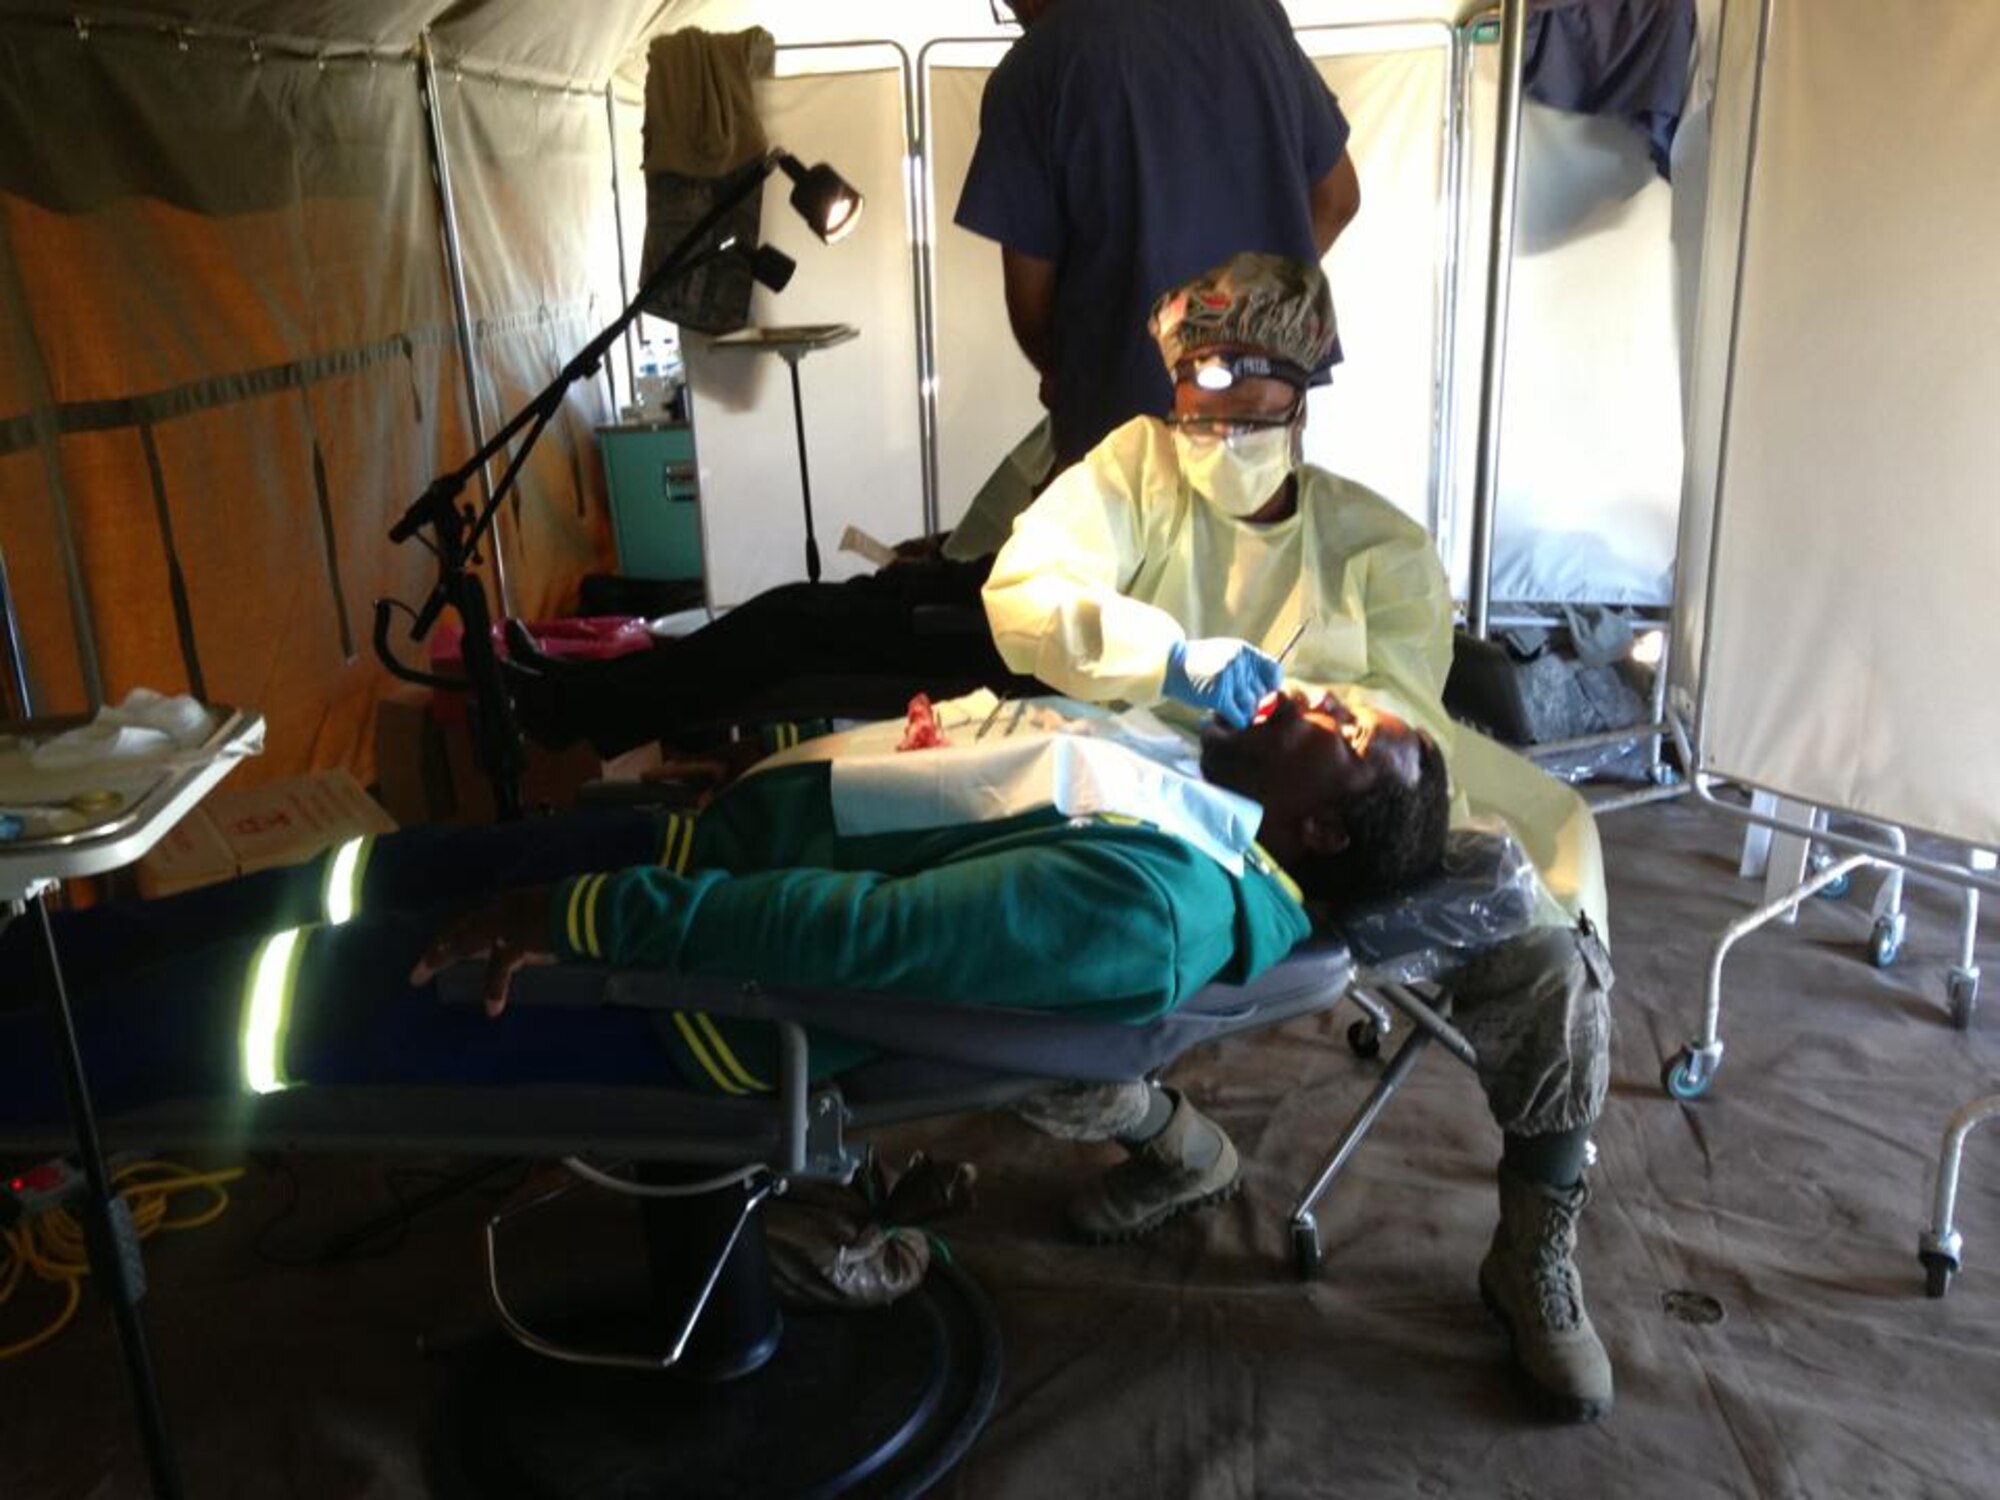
[0, 0, 1700, 788]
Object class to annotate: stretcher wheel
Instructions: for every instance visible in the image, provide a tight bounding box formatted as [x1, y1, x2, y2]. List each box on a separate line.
[1948, 970, 1980, 1031]
[1661, 1049, 1713, 1101]
[1867, 914, 1905, 969]
[1291, 1217, 1322, 1280]
[1346, 1019, 1383, 1060]
[1813, 863, 1852, 900]
[1921, 1247, 1959, 1299]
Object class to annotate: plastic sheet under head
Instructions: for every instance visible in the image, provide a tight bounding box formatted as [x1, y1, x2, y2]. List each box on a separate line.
[1326, 828, 1543, 985]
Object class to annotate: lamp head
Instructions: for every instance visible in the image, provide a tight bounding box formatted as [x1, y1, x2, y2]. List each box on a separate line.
[777, 154, 864, 244]
[746, 243, 796, 292]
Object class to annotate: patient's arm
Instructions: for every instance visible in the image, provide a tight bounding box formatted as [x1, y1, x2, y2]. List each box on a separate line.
[517, 826, 1304, 1025]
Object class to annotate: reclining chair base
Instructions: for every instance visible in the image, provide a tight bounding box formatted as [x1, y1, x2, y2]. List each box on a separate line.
[434, 1167, 1002, 1500]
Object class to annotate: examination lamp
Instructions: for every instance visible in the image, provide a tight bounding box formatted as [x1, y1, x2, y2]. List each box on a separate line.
[746, 241, 798, 291]
[696, 234, 798, 293]
[777, 153, 864, 244]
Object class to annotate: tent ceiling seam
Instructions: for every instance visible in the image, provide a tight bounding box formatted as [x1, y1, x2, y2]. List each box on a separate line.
[0, 14, 636, 93]
[1, 10, 408, 67]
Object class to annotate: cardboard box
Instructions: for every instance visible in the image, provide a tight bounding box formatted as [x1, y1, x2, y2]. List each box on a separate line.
[372, 685, 457, 828]
[138, 767, 398, 898]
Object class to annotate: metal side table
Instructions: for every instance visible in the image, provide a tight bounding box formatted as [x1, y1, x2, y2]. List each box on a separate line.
[1, 707, 264, 1499]
[707, 323, 859, 584]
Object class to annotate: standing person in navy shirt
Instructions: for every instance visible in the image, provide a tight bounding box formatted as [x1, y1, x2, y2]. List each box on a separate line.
[956, 0, 1362, 469]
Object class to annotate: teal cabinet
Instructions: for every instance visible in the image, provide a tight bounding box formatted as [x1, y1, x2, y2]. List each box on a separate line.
[596, 422, 702, 582]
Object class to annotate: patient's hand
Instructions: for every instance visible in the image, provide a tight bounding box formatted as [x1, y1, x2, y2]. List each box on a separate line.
[412, 886, 556, 1018]
[643, 739, 766, 805]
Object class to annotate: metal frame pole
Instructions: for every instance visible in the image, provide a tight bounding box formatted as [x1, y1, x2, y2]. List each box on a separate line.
[783, 352, 821, 583]
[604, 81, 639, 410]
[1465, 0, 1529, 640]
[1689, 0, 1779, 758]
[419, 31, 512, 617]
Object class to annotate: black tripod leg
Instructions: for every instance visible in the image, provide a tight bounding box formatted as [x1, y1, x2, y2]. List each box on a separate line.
[25, 895, 184, 1499]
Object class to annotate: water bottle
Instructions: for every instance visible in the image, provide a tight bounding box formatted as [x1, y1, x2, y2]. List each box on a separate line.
[634, 341, 668, 420]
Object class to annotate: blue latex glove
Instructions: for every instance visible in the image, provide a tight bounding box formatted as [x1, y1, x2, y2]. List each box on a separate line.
[1163, 638, 1283, 729]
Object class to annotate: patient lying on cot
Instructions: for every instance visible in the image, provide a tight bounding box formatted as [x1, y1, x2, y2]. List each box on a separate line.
[0, 692, 1445, 1123]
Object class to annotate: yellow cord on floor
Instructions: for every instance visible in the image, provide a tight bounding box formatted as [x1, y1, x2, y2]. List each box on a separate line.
[0, 1159, 244, 1360]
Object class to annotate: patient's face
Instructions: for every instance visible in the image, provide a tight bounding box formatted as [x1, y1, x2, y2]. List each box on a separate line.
[1198, 690, 1422, 820]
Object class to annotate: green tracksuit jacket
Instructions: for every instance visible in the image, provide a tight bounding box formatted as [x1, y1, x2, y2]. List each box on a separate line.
[545, 760, 1311, 1094]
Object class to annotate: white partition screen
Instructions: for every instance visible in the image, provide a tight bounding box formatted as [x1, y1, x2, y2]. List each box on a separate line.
[925, 46, 1042, 536]
[685, 46, 925, 608]
[1687, 0, 2000, 849]
[1451, 37, 1686, 606]
[1299, 25, 1452, 531]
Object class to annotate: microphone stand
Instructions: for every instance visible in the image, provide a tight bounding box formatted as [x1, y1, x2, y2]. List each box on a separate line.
[374, 150, 790, 818]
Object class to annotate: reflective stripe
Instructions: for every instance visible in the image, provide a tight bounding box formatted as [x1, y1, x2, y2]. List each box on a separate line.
[694, 1012, 768, 1093]
[320, 835, 375, 926]
[564, 876, 599, 956]
[240, 928, 309, 1095]
[657, 813, 696, 874]
[671, 1011, 746, 1095]
[581, 874, 606, 957]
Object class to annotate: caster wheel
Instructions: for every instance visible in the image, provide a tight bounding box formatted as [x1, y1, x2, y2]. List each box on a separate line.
[1661, 1049, 1713, 1101]
[1948, 971, 1980, 1031]
[1868, 914, 1905, 969]
[1346, 1019, 1383, 1060]
[1921, 1248, 1959, 1299]
[1291, 1219, 1322, 1281]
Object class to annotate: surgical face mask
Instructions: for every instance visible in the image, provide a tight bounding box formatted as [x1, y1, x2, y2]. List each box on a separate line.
[1172, 423, 1298, 518]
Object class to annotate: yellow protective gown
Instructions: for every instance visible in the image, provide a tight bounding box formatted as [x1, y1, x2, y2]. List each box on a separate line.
[982, 415, 1607, 936]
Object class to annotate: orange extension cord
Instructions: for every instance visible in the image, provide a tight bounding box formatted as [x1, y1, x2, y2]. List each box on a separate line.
[0, 1160, 244, 1360]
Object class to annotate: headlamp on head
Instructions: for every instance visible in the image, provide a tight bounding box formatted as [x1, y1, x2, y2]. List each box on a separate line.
[1177, 352, 1312, 393]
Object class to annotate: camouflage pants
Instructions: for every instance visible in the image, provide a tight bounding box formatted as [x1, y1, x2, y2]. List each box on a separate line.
[1014, 1079, 1159, 1142]
[1442, 919, 1613, 1139]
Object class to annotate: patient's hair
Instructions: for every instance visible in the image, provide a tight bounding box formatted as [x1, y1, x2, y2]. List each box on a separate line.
[1293, 732, 1451, 906]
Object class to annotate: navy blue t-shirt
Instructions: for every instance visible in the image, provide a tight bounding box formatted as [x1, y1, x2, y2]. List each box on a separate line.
[955, 0, 1350, 465]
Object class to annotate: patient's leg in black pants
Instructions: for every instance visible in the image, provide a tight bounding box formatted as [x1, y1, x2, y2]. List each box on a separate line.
[0, 910, 673, 1127]
[0, 807, 666, 996]
[510, 564, 1028, 755]
[0, 809, 675, 1124]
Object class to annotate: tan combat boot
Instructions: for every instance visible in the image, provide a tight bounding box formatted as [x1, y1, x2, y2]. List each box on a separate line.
[1479, 1164, 1615, 1422]
[1066, 1089, 1241, 1244]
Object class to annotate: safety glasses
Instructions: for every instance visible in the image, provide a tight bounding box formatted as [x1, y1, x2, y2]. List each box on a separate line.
[1163, 398, 1303, 442]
